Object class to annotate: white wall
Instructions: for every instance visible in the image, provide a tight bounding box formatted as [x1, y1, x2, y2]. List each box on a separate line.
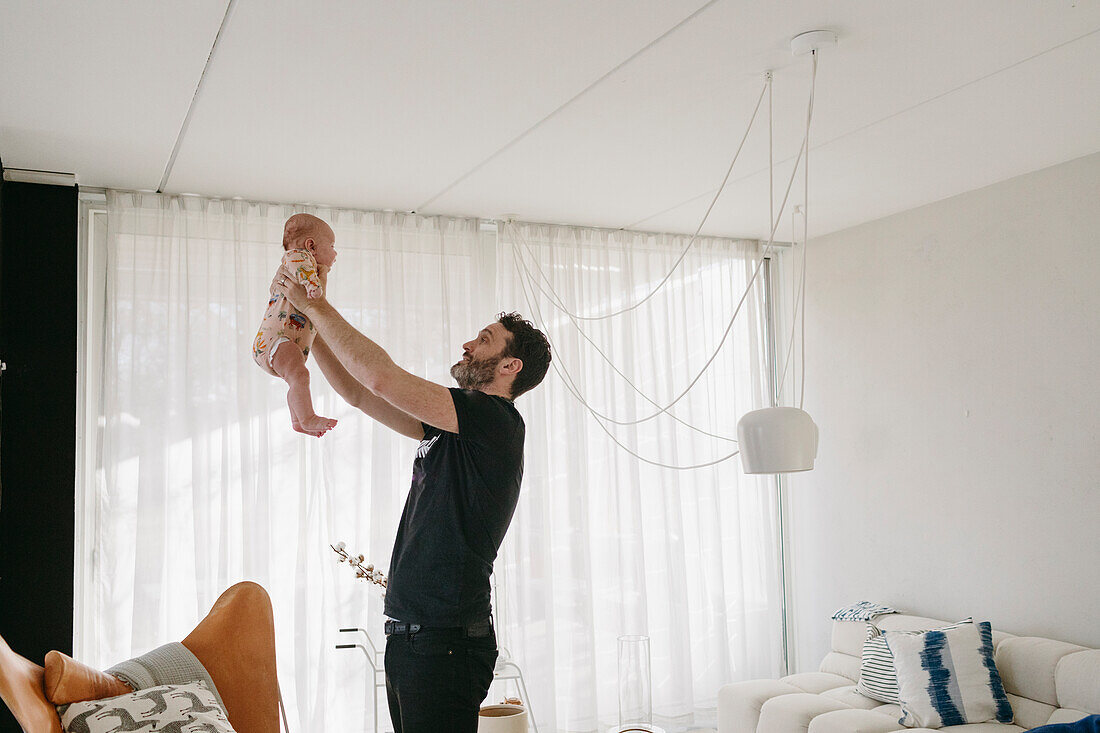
[788, 151, 1100, 671]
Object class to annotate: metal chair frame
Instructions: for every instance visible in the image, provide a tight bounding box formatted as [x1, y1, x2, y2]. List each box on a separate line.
[335, 627, 387, 732]
[335, 627, 539, 733]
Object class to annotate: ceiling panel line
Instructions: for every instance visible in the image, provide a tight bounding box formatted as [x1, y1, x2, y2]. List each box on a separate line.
[412, 0, 722, 215]
[157, 0, 238, 193]
[625, 23, 1100, 233]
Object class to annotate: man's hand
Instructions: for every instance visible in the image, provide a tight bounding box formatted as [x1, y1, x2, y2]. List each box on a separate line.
[272, 264, 320, 313]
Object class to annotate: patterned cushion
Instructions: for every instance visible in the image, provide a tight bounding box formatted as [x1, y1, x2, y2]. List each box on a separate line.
[885, 620, 1014, 728]
[856, 617, 972, 704]
[57, 680, 236, 733]
[106, 642, 225, 712]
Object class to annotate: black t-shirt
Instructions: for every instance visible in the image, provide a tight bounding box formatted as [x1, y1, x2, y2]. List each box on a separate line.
[383, 387, 525, 626]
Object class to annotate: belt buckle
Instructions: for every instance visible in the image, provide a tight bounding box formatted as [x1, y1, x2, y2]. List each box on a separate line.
[385, 620, 421, 637]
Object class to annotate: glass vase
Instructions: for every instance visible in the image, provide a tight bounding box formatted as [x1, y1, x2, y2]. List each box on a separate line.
[617, 634, 652, 726]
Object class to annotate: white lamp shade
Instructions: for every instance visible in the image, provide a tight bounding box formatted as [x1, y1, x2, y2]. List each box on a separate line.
[737, 407, 818, 474]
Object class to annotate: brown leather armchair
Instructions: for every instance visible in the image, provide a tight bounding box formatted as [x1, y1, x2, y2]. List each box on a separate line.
[0, 582, 284, 733]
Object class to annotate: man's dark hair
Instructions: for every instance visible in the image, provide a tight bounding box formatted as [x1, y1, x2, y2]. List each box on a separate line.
[496, 312, 551, 399]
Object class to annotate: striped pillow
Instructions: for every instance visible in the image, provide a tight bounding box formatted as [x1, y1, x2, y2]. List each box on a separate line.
[856, 618, 971, 704]
[885, 620, 1013, 728]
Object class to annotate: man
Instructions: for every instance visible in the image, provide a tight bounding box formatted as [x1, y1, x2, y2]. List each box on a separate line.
[273, 264, 551, 732]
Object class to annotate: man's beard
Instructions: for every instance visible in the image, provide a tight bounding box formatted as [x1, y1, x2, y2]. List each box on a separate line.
[450, 353, 502, 390]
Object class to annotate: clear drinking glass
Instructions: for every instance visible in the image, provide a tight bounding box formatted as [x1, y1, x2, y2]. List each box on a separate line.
[617, 634, 652, 725]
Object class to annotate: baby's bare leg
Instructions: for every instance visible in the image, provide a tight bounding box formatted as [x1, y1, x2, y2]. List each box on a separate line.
[271, 342, 338, 437]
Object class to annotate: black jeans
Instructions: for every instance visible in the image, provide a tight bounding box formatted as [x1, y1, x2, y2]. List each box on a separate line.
[384, 623, 498, 733]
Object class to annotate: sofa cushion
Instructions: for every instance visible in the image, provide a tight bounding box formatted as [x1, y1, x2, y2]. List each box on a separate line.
[887, 621, 1013, 728]
[832, 620, 869, 658]
[781, 672, 854, 695]
[1055, 650, 1100, 713]
[717, 679, 803, 733]
[1005, 692, 1057, 730]
[1047, 710, 1094, 726]
[821, 685, 884, 710]
[820, 650, 861, 682]
[872, 703, 903, 719]
[808, 708, 904, 733]
[758, 692, 851, 733]
[996, 637, 1088, 707]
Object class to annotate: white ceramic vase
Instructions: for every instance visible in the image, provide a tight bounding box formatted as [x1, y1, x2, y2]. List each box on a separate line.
[478, 704, 528, 733]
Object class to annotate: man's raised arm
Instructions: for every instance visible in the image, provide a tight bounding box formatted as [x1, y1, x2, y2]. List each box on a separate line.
[310, 336, 425, 440]
[273, 269, 459, 434]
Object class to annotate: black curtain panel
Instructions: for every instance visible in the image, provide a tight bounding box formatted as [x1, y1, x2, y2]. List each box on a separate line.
[0, 171, 78, 733]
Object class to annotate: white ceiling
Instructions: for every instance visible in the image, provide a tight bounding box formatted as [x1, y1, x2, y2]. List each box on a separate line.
[2, 1, 1099, 240]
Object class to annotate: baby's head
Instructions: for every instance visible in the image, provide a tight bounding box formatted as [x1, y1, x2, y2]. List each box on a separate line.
[283, 213, 337, 268]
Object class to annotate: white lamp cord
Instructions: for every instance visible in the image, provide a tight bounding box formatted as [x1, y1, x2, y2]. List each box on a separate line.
[537, 82, 769, 322]
[776, 52, 817, 406]
[511, 246, 742, 469]
[799, 53, 816, 411]
[509, 59, 819, 469]
[508, 224, 737, 442]
[509, 65, 815, 426]
[508, 81, 810, 428]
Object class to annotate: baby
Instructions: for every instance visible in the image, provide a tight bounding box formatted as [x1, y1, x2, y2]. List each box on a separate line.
[252, 213, 339, 437]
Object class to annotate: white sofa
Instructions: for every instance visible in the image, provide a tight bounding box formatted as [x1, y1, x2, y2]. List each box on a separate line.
[718, 613, 1100, 733]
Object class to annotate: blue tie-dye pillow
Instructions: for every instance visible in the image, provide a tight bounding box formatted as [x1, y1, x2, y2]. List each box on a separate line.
[884, 620, 1013, 728]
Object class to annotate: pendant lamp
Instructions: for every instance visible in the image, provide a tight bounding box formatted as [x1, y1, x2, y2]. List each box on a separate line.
[737, 407, 818, 474]
[738, 30, 834, 475]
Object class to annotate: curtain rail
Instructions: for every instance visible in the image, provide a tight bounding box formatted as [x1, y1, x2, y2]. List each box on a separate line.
[80, 187, 791, 247]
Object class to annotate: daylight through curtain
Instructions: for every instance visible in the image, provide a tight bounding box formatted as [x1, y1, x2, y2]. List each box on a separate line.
[496, 222, 783, 730]
[86, 193, 783, 732]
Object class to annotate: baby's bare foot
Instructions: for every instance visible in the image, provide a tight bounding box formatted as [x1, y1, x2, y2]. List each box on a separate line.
[299, 415, 338, 437]
[292, 417, 326, 438]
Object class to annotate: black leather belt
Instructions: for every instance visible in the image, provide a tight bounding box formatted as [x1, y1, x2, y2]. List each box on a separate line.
[384, 620, 421, 636]
[384, 618, 493, 638]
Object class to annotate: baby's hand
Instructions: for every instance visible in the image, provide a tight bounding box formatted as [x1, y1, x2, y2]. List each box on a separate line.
[317, 263, 331, 289]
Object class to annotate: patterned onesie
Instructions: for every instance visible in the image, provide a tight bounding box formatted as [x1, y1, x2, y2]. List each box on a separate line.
[252, 249, 325, 377]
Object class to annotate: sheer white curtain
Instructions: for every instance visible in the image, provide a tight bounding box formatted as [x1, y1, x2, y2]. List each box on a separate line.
[495, 223, 783, 731]
[85, 194, 783, 733]
[88, 191, 483, 731]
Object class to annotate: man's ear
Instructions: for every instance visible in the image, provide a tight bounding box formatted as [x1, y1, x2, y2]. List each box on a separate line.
[500, 357, 522, 375]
